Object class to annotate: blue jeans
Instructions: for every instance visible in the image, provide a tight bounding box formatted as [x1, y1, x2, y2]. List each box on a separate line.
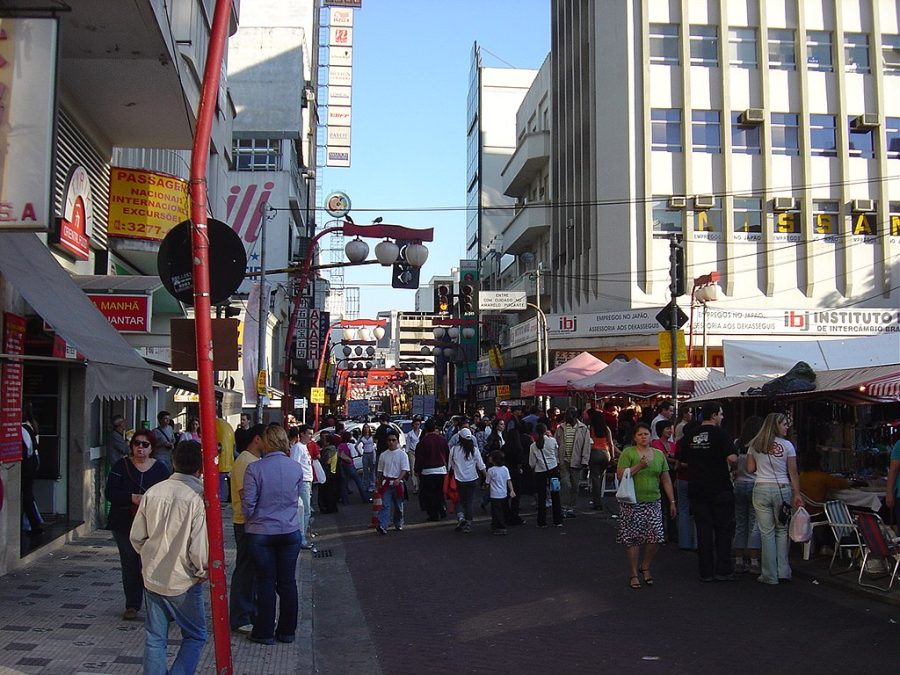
[734, 481, 760, 551]
[230, 524, 256, 629]
[247, 530, 302, 640]
[144, 584, 207, 675]
[362, 453, 376, 491]
[378, 484, 404, 530]
[753, 483, 791, 583]
[218, 473, 229, 504]
[676, 479, 696, 550]
[340, 463, 368, 504]
[299, 481, 312, 544]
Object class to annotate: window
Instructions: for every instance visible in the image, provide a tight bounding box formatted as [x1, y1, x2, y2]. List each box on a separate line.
[690, 25, 719, 66]
[807, 31, 833, 71]
[848, 115, 875, 158]
[812, 200, 839, 236]
[883, 35, 900, 73]
[844, 33, 870, 73]
[652, 197, 684, 233]
[731, 112, 761, 154]
[772, 204, 801, 238]
[887, 117, 900, 159]
[694, 198, 722, 234]
[810, 114, 837, 157]
[729, 27, 758, 67]
[233, 138, 282, 171]
[849, 207, 877, 237]
[650, 24, 680, 65]
[771, 113, 800, 155]
[651, 109, 683, 152]
[768, 28, 796, 69]
[889, 202, 900, 238]
[733, 198, 762, 235]
[692, 110, 721, 153]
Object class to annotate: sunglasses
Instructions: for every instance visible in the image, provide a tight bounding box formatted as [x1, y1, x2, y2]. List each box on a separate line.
[132, 440, 152, 448]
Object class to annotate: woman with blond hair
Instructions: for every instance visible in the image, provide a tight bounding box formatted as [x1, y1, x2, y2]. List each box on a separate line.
[746, 413, 803, 585]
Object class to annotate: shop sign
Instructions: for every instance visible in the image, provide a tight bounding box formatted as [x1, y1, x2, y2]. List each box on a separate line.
[330, 8, 354, 26]
[311, 387, 326, 404]
[324, 0, 362, 8]
[508, 316, 537, 349]
[328, 107, 352, 127]
[0, 19, 57, 233]
[0, 313, 25, 462]
[329, 46, 353, 67]
[50, 165, 93, 260]
[326, 147, 351, 168]
[107, 168, 190, 241]
[85, 294, 151, 333]
[496, 384, 510, 399]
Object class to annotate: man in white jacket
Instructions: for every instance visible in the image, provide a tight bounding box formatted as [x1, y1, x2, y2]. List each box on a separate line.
[131, 440, 208, 675]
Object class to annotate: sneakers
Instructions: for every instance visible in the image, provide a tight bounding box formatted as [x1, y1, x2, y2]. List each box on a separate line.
[563, 509, 577, 518]
[376, 526, 387, 535]
[749, 559, 761, 575]
[235, 624, 253, 634]
[455, 520, 466, 532]
[122, 608, 138, 621]
[394, 525, 403, 532]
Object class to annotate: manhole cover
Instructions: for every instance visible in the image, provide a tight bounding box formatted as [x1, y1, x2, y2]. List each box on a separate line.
[312, 549, 333, 559]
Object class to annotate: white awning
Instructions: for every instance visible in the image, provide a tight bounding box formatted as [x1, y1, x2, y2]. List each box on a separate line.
[0, 233, 152, 401]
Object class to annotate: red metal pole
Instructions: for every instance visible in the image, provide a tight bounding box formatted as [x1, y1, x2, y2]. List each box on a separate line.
[188, 1, 233, 672]
[313, 321, 342, 430]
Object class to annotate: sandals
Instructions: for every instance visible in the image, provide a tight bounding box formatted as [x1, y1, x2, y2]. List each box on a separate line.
[639, 567, 654, 586]
[629, 575, 641, 589]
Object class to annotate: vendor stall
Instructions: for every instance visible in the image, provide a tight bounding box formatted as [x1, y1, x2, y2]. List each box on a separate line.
[520, 351, 606, 397]
[569, 357, 695, 397]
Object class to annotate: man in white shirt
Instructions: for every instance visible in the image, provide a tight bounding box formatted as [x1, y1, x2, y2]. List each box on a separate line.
[375, 431, 410, 535]
[289, 425, 315, 550]
[650, 400, 675, 441]
[130, 440, 208, 674]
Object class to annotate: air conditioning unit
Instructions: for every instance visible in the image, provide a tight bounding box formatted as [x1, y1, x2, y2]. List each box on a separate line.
[852, 113, 879, 130]
[694, 194, 716, 210]
[851, 198, 875, 213]
[739, 108, 765, 125]
[773, 197, 796, 211]
[667, 196, 687, 209]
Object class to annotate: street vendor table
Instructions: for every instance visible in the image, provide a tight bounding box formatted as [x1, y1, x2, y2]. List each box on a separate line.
[828, 487, 884, 512]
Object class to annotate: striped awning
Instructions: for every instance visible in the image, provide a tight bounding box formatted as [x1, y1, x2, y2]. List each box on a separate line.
[866, 372, 900, 399]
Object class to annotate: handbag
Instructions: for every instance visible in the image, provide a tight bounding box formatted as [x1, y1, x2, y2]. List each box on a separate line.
[536, 442, 560, 493]
[615, 467, 637, 504]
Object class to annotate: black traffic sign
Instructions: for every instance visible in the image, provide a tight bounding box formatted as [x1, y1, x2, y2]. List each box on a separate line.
[656, 302, 689, 332]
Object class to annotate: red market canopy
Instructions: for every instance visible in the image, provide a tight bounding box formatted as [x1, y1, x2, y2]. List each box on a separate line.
[569, 358, 695, 397]
[520, 352, 607, 396]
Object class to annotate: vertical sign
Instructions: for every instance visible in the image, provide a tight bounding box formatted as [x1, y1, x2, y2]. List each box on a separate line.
[308, 308, 321, 370]
[294, 297, 311, 361]
[0, 313, 26, 461]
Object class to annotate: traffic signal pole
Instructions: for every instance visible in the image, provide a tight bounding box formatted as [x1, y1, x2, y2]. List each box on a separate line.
[668, 234, 683, 418]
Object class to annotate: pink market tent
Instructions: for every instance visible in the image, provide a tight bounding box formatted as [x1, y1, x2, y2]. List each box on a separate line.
[569, 358, 694, 397]
[520, 352, 607, 397]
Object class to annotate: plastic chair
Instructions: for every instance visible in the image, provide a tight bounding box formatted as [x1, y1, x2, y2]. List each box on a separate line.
[855, 512, 900, 592]
[800, 492, 831, 560]
[823, 500, 865, 574]
[599, 468, 618, 498]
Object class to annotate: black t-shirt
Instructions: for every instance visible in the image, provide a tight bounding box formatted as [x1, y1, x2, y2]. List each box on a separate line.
[682, 424, 734, 499]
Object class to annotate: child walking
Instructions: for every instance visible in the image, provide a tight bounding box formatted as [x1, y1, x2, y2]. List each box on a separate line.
[486, 450, 515, 535]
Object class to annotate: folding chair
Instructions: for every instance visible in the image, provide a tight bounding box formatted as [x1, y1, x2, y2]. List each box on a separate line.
[855, 511, 900, 592]
[800, 492, 831, 560]
[823, 500, 865, 574]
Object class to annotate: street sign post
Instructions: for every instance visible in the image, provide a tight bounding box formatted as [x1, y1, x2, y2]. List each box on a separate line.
[655, 301, 689, 332]
[479, 290, 527, 312]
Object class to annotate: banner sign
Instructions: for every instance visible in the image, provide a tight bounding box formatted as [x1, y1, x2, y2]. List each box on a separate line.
[107, 168, 190, 241]
[0, 313, 26, 462]
[86, 294, 151, 333]
[0, 19, 57, 232]
[508, 316, 538, 348]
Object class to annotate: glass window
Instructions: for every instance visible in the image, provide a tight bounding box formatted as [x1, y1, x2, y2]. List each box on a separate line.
[731, 112, 761, 154]
[652, 197, 684, 233]
[887, 117, 900, 159]
[883, 35, 900, 73]
[233, 138, 282, 171]
[729, 27, 758, 67]
[889, 202, 900, 238]
[772, 205, 801, 237]
[694, 198, 722, 233]
[807, 31, 833, 71]
[651, 109, 683, 152]
[849, 207, 877, 237]
[771, 113, 800, 155]
[692, 110, 721, 153]
[733, 197, 762, 235]
[812, 200, 839, 235]
[844, 33, 870, 73]
[810, 114, 837, 157]
[650, 24, 680, 65]
[848, 115, 875, 159]
[690, 25, 719, 66]
[768, 28, 796, 69]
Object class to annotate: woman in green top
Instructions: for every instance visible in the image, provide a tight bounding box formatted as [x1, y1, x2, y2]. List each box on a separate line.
[616, 422, 677, 589]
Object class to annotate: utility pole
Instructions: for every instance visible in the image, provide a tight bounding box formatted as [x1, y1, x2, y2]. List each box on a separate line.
[668, 234, 683, 419]
[255, 209, 268, 424]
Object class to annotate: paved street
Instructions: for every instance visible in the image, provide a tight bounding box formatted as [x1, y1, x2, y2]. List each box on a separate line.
[1, 492, 898, 674]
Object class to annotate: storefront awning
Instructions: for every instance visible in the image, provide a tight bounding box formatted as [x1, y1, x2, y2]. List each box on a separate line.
[0, 233, 152, 401]
[145, 361, 243, 417]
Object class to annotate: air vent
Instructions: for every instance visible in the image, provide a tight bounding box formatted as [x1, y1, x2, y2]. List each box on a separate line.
[851, 198, 875, 213]
[667, 196, 687, 209]
[694, 194, 716, 210]
[739, 108, 765, 125]
[852, 113, 879, 130]
[773, 197, 796, 211]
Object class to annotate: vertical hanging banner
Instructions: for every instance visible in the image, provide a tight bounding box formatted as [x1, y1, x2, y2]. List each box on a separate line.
[0, 313, 25, 461]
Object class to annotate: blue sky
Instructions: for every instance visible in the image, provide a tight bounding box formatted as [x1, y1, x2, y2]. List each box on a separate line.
[319, 0, 549, 314]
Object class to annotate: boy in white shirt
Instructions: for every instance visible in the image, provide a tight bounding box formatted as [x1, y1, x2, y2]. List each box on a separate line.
[486, 450, 515, 535]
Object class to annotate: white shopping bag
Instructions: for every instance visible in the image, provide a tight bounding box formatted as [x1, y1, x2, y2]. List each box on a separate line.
[615, 467, 637, 504]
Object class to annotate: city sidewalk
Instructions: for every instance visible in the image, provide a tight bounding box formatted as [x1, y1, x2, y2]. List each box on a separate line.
[0, 506, 314, 674]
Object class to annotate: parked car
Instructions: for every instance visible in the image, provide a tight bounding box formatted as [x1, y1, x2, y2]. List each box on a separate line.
[313, 421, 406, 471]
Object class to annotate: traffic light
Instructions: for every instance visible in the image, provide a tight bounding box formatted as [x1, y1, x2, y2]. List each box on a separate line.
[457, 271, 478, 316]
[670, 244, 686, 297]
[434, 283, 452, 315]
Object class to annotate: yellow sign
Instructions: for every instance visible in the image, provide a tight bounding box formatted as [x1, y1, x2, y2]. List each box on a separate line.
[107, 167, 190, 241]
[256, 370, 267, 395]
[310, 387, 326, 404]
[658, 330, 688, 365]
[496, 384, 510, 400]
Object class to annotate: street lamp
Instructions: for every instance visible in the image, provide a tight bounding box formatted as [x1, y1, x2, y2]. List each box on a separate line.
[687, 271, 721, 367]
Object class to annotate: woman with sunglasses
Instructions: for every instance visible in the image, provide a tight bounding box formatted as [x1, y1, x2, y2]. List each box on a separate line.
[105, 428, 171, 620]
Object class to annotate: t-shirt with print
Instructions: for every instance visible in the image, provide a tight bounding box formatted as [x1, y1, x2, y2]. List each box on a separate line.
[618, 446, 669, 503]
[486, 465, 511, 499]
[682, 425, 735, 499]
[750, 437, 795, 484]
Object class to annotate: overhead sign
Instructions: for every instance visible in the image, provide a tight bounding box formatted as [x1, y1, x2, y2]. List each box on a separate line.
[310, 387, 326, 404]
[86, 294, 152, 333]
[50, 165, 93, 260]
[107, 168, 190, 241]
[479, 290, 527, 311]
[0, 19, 57, 232]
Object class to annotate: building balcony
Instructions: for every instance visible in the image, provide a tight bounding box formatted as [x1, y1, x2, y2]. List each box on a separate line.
[501, 131, 550, 198]
[501, 202, 549, 255]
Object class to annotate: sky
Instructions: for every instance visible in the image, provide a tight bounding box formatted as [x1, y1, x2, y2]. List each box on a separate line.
[319, 0, 550, 315]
